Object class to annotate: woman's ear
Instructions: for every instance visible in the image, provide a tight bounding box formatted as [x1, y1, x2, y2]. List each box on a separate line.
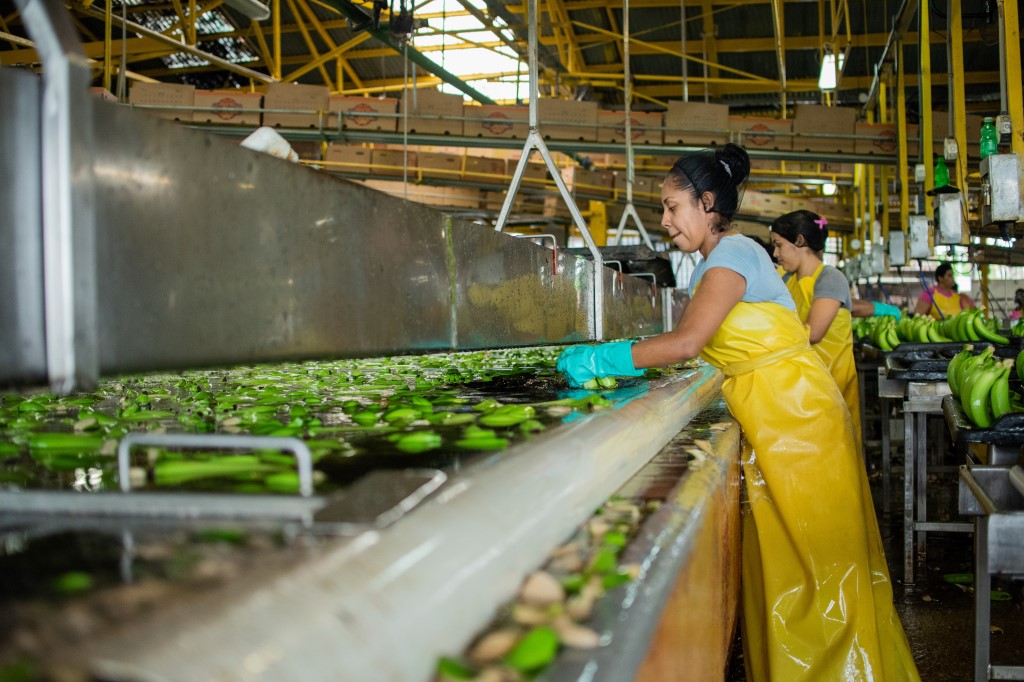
[794, 235, 807, 248]
[700, 191, 715, 212]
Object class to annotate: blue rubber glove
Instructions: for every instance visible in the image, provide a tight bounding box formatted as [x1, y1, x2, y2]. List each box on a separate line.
[873, 302, 902, 319]
[556, 341, 644, 388]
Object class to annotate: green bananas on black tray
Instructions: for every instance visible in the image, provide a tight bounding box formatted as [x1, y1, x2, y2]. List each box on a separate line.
[947, 344, 1024, 429]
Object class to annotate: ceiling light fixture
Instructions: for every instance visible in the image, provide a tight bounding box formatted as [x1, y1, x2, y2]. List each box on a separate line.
[817, 46, 845, 91]
[822, 182, 838, 196]
[223, 0, 271, 22]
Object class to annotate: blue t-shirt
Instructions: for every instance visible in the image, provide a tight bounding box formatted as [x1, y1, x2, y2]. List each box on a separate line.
[688, 235, 795, 310]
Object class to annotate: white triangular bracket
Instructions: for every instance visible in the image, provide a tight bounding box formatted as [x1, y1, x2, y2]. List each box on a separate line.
[610, 0, 655, 251]
[492, 0, 604, 340]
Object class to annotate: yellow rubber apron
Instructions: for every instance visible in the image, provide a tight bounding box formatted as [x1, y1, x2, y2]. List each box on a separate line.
[786, 264, 863, 455]
[926, 288, 962, 320]
[700, 300, 919, 682]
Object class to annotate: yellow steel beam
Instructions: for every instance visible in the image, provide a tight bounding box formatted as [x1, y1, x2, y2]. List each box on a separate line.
[188, 0, 197, 46]
[570, 19, 773, 83]
[273, 0, 281, 80]
[168, 0, 189, 37]
[700, 0, 717, 97]
[0, 36, 171, 66]
[1003, 0, 1024, 154]
[920, 1, 933, 223]
[103, 0, 112, 91]
[949, 0, 969, 230]
[770, 0, 786, 113]
[897, 37, 910, 237]
[548, 0, 586, 73]
[250, 19, 275, 76]
[284, 0, 334, 89]
[285, 31, 368, 85]
[291, 0, 363, 89]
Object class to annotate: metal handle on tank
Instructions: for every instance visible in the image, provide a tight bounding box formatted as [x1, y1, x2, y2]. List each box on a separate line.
[117, 433, 315, 497]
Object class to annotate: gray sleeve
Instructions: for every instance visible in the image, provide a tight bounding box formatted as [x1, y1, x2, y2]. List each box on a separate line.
[814, 266, 852, 309]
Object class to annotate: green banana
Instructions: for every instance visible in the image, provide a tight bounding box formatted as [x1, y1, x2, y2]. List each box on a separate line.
[972, 310, 1010, 344]
[956, 345, 996, 400]
[961, 312, 982, 342]
[963, 360, 1004, 428]
[874, 321, 893, 351]
[1016, 348, 1024, 382]
[989, 361, 1013, 421]
[886, 324, 901, 350]
[946, 345, 974, 399]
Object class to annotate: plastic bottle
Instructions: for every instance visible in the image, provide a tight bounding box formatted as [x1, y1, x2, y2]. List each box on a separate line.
[933, 156, 949, 189]
[980, 117, 999, 159]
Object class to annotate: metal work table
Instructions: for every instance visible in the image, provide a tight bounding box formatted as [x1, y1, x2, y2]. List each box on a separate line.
[959, 465, 1024, 681]
[878, 368, 972, 586]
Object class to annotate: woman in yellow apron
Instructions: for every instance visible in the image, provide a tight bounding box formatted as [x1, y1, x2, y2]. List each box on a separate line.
[558, 143, 919, 681]
[769, 210, 862, 454]
[914, 261, 976, 319]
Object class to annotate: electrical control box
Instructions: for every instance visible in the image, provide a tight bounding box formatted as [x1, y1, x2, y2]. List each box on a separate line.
[908, 215, 930, 259]
[888, 230, 906, 267]
[870, 245, 885, 275]
[934, 192, 965, 245]
[980, 153, 1024, 226]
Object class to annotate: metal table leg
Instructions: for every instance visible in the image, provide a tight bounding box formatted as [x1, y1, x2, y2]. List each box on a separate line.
[882, 396, 892, 513]
[904, 401, 916, 585]
[974, 516, 990, 682]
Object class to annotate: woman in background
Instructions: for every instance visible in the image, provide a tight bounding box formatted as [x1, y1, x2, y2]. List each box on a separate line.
[915, 261, 976, 318]
[769, 210, 862, 452]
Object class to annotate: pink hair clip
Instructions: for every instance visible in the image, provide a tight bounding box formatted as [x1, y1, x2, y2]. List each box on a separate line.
[814, 216, 828, 230]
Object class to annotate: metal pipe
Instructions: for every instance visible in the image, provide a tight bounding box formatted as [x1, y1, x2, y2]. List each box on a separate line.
[998, 0, 1008, 112]
[15, 0, 99, 393]
[679, 0, 687, 101]
[862, 0, 919, 114]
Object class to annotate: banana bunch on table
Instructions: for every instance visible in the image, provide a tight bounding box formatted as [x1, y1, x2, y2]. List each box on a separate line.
[925, 309, 1010, 345]
[947, 344, 1022, 428]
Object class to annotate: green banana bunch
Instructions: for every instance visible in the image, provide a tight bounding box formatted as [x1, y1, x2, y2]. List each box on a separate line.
[1011, 319, 1024, 338]
[960, 353, 1005, 428]
[967, 308, 1010, 345]
[872, 319, 900, 351]
[954, 345, 995, 400]
[946, 344, 974, 399]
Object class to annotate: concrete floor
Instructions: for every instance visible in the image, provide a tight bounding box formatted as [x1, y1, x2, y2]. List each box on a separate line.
[727, 420, 1024, 681]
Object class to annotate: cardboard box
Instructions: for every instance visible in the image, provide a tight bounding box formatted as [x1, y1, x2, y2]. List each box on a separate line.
[464, 104, 529, 138]
[520, 162, 552, 187]
[792, 104, 857, 153]
[194, 90, 262, 126]
[398, 88, 465, 135]
[362, 180, 481, 209]
[537, 99, 599, 141]
[128, 82, 195, 121]
[729, 115, 793, 151]
[328, 96, 397, 132]
[262, 83, 328, 129]
[416, 152, 462, 180]
[371, 149, 416, 177]
[613, 173, 660, 203]
[463, 156, 507, 184]
[931, 111, 982, 158]
[597, 110, 663, 144]
[664, 101, 729, 145]
[323, 144, 371, 171]
[561, 166, 613, 199]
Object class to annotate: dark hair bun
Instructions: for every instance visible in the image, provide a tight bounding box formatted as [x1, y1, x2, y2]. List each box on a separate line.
[716, 143, 750, 184]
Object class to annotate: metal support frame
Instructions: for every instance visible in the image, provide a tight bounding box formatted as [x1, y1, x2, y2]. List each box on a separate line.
[15, 0, 99, 393]
[611, 0, 655, 250]
[494, 0, 604, 340]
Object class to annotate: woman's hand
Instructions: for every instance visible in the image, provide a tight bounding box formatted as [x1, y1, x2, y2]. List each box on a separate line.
[556, 341, 644, 388]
